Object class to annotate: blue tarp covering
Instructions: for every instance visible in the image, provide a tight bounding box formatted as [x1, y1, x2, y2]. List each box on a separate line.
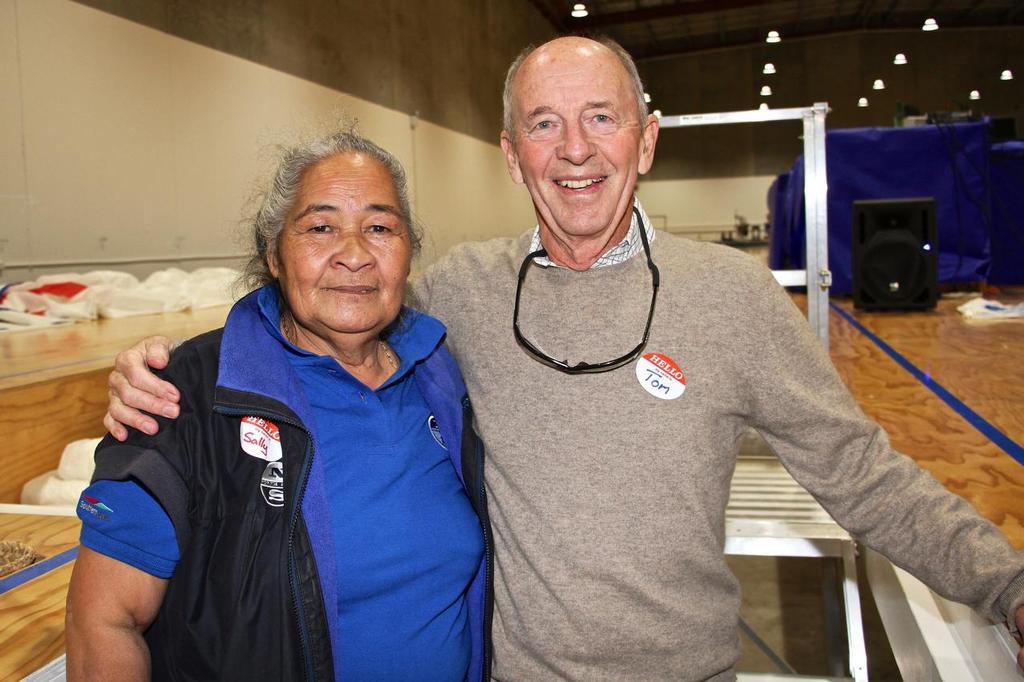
[989, 141, 1024, 284]
[768, 122, 1020, 294]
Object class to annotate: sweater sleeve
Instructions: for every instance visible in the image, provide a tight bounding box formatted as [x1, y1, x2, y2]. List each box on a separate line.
[409, 256, 447, 318]
[737, 262, 1024, 630]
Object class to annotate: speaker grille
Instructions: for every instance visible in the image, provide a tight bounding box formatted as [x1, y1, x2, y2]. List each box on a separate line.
[852, 198, 937, 310]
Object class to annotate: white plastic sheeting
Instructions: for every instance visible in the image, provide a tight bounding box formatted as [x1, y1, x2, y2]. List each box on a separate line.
[20, 438, 102, 507]
[0, 267, 241, 332]
[957, 297, 1024, 320]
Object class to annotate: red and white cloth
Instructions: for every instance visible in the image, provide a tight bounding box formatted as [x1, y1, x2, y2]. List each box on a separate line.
[0, 267, 240, 332]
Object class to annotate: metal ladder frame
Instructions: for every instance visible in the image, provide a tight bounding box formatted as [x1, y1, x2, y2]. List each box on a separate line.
[659, 104, 867, 682]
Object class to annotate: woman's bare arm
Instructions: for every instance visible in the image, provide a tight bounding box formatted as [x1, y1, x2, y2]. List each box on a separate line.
[66, 546, 168, 680]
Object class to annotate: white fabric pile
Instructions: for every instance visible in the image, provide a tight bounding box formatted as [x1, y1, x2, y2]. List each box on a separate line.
[0, 267, 240, 332]
[21, 437, 102, 507]
[956, 297, 1024, 320]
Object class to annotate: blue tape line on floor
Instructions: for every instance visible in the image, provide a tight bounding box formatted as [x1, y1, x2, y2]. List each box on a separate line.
[0, 546, 79, 596]
[831, 303, 1024, 466]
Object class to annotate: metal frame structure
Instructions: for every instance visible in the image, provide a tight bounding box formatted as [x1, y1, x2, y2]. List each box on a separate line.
[659, 104, 868, 681]
[726, 457, 867, 682]
[864, 549, 1024, 681]
[658, 102, 832, 349]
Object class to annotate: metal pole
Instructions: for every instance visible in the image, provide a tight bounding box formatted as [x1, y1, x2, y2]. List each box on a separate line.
[802, 102, 831, 350]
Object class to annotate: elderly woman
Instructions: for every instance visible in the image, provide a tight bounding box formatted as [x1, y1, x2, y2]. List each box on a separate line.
[65, 132, 491, 681]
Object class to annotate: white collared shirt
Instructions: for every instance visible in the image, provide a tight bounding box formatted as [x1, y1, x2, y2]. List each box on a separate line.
[527, 198, 656, 269]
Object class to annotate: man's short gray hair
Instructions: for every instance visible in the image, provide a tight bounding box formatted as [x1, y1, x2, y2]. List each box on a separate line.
[242, 129, 421, 291]
[501, 36, 649, 140]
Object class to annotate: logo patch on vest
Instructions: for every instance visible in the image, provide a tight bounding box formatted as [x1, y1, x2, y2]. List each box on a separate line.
[635, 352, 687, 400]
[260, 461, 285, 507]
[240, 416, 282, 462]
[428, 414, 447, 450]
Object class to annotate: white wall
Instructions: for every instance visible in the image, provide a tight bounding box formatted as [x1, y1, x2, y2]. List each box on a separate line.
[0, 0, 536, 281]
[636, 175, 777, 241]
[412, 117, 533, 265]
[0, 0, 27, 273]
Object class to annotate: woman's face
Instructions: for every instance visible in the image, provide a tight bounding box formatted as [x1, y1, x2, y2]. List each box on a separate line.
[269, 152, 412, 347]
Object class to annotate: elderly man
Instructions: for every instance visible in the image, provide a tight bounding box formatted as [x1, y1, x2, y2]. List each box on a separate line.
[106, 37, 1023, 680]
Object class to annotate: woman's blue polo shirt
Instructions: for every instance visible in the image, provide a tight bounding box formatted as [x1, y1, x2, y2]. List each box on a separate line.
[78, 286, 484, 681]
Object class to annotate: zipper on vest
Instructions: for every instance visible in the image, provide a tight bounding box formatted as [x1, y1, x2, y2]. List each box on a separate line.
[288, 437, 317, 681]
[464, 396, 492, 681]
[215, 405, 318, 681]
[479, 440, 492, 682]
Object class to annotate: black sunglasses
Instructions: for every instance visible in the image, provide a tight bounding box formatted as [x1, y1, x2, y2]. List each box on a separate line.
[512, 207, 660, 374]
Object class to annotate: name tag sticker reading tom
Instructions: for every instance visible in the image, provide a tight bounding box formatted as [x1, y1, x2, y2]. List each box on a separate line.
[636, 352, 686, 400]
[240, 416, 283, 462]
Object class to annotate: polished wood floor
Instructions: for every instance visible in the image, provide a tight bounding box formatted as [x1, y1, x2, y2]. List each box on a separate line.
[827, 291, 1024, 549]
[0, 512, 80, 680]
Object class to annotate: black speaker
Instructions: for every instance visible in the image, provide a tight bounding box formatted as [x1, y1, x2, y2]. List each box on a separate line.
[852, 198, 937, 310]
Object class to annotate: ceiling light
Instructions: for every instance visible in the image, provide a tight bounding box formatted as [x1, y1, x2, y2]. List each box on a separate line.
[571, 3, 588, 18]
[762, 62, 776, 75]
[766, 30, 781, 44]
[643, 92, 651, 103]
[760, 85, 772, 96]
[969, 90, 980, 101]
[759, 103, 769, 111]
[893, 53, 908, 65]
[858, 97, 868, 108]
[922, 17, 938, 31]
[652, 109, 662, 118]
[873, 79, 885, 90]
[1001, 69, 1014, 81]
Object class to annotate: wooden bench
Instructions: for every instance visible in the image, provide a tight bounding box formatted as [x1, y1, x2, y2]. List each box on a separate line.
[0, 508, 81, 679]
[0, 306, 230, 504]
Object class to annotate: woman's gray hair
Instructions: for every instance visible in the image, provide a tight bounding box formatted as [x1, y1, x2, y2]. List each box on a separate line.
[242, 130, 422, 291]
[501, 36, 649, 140]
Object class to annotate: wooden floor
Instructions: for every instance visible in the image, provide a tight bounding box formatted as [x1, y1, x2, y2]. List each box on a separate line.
[0, 512, 80, 680]
[828, 291, 1024, 549]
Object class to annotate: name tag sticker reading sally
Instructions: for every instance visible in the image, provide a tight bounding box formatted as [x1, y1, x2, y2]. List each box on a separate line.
[636, 352, 686, 400]
[240, 415, 283, 462]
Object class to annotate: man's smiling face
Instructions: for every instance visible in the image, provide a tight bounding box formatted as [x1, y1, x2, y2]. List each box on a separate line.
[500, 38, 658, 270]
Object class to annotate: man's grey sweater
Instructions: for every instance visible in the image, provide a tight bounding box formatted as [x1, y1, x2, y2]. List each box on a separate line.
[412, 228, 1024, 681]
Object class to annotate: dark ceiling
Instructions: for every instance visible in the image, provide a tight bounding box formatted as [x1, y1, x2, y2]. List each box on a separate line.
[526, 0, 1024, 61]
